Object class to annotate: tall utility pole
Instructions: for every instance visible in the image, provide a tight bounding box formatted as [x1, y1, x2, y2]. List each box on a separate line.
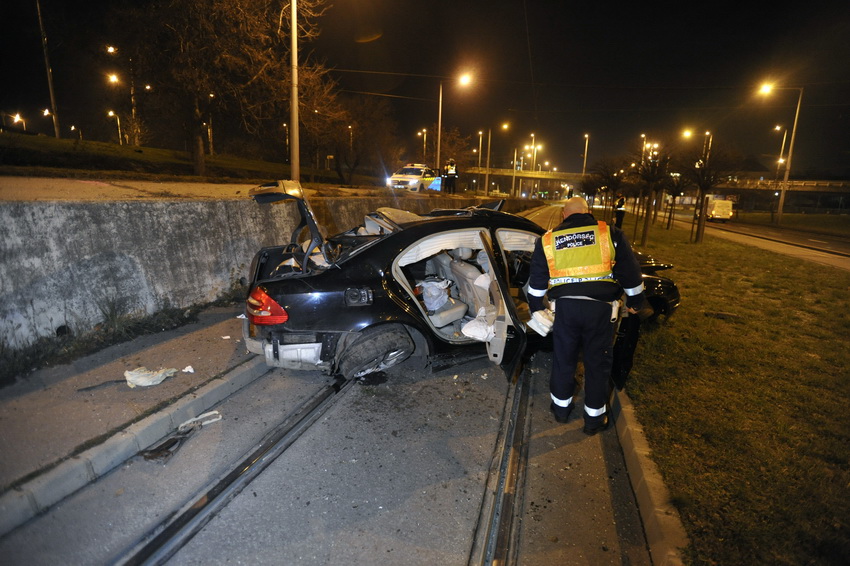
[36, 0, 60, 138]
[289, 0, 300, 181]
[777, 89, 803, 225]
[582, 134, 589, 176]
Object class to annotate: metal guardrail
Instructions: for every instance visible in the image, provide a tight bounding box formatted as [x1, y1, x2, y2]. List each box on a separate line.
[720, 179, 850, 192]
[465, 167, 584, 183]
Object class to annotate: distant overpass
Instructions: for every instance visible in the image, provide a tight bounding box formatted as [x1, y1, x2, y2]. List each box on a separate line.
[465, 167, 584, 185]
[464, 167, 850, 194]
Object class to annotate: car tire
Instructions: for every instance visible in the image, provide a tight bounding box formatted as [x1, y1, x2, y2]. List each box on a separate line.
[338, 326, 415, 379]
[418, 184, 425, 192]
[646, 297, 667, 321]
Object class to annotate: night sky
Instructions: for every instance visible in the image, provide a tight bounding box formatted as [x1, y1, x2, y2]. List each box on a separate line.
[3, 0, 850, 176]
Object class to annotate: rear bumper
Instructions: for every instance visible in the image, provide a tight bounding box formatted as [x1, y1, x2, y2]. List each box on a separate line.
[242, 319, 328, 371]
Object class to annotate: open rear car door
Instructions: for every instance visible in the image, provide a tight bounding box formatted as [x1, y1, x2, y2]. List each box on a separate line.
[477, 231, 528, 381]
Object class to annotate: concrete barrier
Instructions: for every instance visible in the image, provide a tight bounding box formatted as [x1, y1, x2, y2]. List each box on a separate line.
[0, 185, 519, 351]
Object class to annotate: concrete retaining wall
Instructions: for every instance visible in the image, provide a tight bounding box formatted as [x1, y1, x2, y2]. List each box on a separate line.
[0, 192, 511, 350]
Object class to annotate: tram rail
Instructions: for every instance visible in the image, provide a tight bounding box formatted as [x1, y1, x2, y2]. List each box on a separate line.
[119, 376, 354, 566]
[469, 367, 533, 566]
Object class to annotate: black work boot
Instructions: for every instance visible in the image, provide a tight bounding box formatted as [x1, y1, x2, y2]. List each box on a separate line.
[550, 402, 573, 423]
[582, 413, 609, 435]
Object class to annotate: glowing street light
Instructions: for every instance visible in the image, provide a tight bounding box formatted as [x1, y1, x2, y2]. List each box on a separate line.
[436, 73, 473, 173]
[12, 113, 26, 131]
[759, 82, 803, 224]
[107, 110, 123, 145]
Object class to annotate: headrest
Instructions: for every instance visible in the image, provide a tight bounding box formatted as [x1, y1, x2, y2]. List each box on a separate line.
[451, 247, 473, 260]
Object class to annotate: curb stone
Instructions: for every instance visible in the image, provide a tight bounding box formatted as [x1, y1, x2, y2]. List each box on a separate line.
[612, 389, 689, 566]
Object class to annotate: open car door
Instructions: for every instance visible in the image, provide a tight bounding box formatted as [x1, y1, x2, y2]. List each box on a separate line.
[476, 231, 528, 382]
[394, 227, 528, 381]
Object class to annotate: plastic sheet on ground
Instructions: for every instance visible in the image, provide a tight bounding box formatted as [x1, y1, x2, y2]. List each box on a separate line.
[124, 367, 178, 388]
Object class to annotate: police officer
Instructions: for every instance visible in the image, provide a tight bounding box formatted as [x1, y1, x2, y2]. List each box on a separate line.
[527, 197, 645, 435]
[614, 194, 626, 228]
[443, 159, 458, 194]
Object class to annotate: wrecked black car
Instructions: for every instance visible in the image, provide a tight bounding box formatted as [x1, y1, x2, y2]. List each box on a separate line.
[242, 181, 679, 381]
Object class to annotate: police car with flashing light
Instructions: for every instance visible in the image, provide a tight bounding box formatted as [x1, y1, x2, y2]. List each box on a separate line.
[386, 164, 441, 192]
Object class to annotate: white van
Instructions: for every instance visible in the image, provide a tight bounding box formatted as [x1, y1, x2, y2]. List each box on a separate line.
[706, 199, 733, 222]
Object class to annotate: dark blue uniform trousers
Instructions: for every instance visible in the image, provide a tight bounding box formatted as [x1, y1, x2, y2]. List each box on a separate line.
[551, 298, 614, 422]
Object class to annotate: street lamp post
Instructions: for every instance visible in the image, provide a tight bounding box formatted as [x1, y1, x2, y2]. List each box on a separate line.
[511, 147, 518, 197]
[773, 125, 787, 186]
[483, 123, 509, 196]
[289, 0, 301, 181]
[436, 73, 472, 174]
[37, 0, 60, 138]
[484, 129, 492, 195]
[106, 46, 141, 146]
[760, 83, 803, 224]
[582, 133, 589, 176]
[418, 129, 427, 162]
[12, 113, 26, 131]
[107, 111, 122, 145]
[530, 133, 537, 172]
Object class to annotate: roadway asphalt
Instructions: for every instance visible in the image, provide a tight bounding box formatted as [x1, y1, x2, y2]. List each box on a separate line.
[0, 304, 687, 565]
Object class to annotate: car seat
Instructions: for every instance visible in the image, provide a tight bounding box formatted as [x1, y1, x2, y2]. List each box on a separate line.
[449, 248, 491, 315]
[426, 252, 453, 281]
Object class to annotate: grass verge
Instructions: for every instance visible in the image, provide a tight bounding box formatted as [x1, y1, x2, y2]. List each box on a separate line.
[735, 211, 850, 238]
[628, 220, 850, 565]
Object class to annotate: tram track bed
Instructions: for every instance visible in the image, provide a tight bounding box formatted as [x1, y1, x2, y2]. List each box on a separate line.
[1, 352, 652, 565]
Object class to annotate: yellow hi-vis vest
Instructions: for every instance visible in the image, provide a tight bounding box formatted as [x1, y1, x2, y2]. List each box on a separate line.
[541, 221, 616, 286]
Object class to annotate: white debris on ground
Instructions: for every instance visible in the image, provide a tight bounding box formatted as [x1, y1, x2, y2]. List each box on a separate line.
[124, 367, 178, 388]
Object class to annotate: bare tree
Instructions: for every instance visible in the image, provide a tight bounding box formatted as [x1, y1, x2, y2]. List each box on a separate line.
[586, 157, 632, 217]
[435, 126, 473, 172]
[662, 171, 695, 228]
[676, 145, 740, 242]
[330, 96, 404, 185]
[627, 145, 671, 246]
[119, 0, 332, 175]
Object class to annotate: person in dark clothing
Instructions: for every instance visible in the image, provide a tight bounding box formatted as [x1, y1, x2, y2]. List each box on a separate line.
[527, 197, 646, 434]
[614, 195, 626, 228]
[443, 159, 458, 194]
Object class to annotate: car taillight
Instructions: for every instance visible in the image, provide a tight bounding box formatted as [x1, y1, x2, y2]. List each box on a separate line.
[246, 286, 288, 325]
